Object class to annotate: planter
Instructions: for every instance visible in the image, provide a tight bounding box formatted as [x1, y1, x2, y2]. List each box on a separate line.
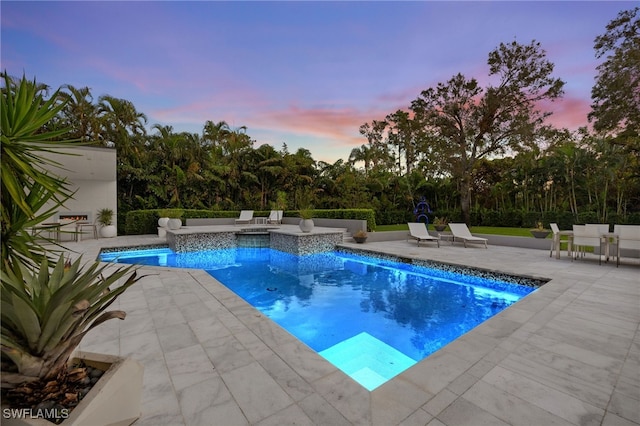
[99, 225, 117, 238]
[353, 236, 367, 244]
[434, 225, 447, 232]
[530, 230, 551, 239]
[167, 218, 182, 230]
[2, 352, 143, 426]
[299, 218, 314, 233]
[158, 217, 170, 228]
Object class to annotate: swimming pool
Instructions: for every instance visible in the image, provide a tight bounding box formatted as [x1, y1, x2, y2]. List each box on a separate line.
[100, 247, 538, 390]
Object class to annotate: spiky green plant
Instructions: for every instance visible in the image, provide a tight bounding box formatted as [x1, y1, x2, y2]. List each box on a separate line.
[1, 255, 142, 387]
[1, 73, 143, 394]
[96, 208, 114, 227]
[1, 72, 78, 268]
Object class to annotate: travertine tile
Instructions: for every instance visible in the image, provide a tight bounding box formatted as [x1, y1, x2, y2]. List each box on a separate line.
[437, 397, 510, 426]
[178, 377, 248, 426]
[255, 403, 314, 426]
[462, 379, 576, 426]
[221, 361, 294, 424]
[165, 344, 217, 391]
[482, 366, 604, 425]
[297, 393, 352, 426]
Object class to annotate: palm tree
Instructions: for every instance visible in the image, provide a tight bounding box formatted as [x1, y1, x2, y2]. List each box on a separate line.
[59, 85, 99, 143]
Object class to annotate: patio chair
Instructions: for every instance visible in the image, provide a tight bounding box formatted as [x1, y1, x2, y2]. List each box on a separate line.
[235, 210, 254, 225]
[571, 225, 603, 264]
[549, 223, 570, 258]
[407, 222, 440, 247]
[267, 210, 283, 225]
[77, 218, 99, 241]
[448, 223, 488, 248]
[613, 224, 640, 267]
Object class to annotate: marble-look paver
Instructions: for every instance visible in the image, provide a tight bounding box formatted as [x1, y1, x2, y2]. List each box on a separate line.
[68, 232, 639, 426]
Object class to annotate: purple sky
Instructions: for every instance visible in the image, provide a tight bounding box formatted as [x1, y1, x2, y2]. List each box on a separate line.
[1, 1, 630, 163]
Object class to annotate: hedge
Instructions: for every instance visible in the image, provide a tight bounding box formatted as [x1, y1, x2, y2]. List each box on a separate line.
[124, 208, 377, 235]
[124, 208, 639, 235]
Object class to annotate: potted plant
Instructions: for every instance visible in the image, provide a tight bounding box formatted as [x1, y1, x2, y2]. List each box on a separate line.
[1, 73, 144, 425]
[96, 208, 116, 238]
[433, 217, 448, 232]
[530, 221, 551, 239]
[166, 209, 183, 230]
[1, 257, 144, 425]
[157, 209, 171, 229]
[353, 229, 368, 243]
[298, 207, 314, 233]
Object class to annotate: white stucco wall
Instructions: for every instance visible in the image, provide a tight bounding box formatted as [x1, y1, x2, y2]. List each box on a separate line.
[39, 146, 117, 233]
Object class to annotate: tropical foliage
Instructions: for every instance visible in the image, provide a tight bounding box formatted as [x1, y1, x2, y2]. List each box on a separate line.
[1, 73, 142, 390]
[1, 255, 139, 386]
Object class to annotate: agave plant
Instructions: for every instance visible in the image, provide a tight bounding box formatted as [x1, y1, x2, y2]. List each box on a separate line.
[1, 255, 142, 387]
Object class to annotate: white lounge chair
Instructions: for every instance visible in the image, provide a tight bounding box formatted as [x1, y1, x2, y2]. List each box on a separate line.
[407, 223, 440, 247]
[267, 210, 283, 225]
[448, 223, 488, 248]
[235, 210, 254, 225]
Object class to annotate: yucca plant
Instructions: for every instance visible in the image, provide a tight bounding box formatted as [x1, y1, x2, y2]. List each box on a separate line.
[1, 72, 77, 268]
[1, 255, 141, 387]
[1, 73, 142, 409]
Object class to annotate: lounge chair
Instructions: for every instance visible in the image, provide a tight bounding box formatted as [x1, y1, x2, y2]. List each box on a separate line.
[235, 210, 254, 225]
[448, 223, 488, 248]
[267, 210, 283, 225]
[407, 223, 440, 247]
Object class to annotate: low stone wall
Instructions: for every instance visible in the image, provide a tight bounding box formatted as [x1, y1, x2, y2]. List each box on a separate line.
[270, 231, 343, 255]
[186, 218, 235, 226]
[167, 231, 236, 252]
[281, 217, 367, 236]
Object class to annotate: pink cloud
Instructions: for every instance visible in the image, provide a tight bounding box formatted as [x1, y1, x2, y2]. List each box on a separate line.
[539, 95, 592, 131]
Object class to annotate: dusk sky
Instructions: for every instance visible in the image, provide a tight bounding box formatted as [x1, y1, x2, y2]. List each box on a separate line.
[1, 1, 632, 163]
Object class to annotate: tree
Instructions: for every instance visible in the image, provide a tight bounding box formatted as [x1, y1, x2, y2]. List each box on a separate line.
[59, 85, 99, 143]
[590, 7, 639, 143]
[410, 40, 565, 223]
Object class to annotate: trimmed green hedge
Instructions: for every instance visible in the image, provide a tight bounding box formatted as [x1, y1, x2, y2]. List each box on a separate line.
[125, 207, 638, 235]
[287, 209, 377, 231]
[124, 208, 377, 235]
[373, 208, 640, 229]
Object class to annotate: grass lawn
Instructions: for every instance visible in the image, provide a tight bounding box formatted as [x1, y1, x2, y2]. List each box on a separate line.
[375, 224, 542, 238]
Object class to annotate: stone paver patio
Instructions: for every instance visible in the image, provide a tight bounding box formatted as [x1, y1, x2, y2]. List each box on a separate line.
[67, 231, 639, 426]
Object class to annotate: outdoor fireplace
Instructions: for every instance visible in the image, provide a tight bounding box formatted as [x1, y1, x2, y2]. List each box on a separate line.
[56, 212, 92, 222]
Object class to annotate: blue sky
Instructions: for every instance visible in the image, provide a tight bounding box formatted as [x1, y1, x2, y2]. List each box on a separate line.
[1, 1, 631, 163]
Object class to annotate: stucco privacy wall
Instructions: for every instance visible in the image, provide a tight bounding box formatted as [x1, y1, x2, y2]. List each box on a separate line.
[38, 146, 117, 228]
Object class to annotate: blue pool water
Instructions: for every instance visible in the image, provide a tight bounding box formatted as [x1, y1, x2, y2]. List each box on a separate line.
[100, 247, 536, 390]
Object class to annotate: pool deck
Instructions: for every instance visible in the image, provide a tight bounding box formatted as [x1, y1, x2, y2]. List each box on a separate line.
[67, 230, 639, 426]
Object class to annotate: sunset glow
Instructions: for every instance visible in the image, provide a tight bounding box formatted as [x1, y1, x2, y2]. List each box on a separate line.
[0, 1, 626, 163]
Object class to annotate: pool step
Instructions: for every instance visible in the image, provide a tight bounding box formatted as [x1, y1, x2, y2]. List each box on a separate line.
[319, 332, 416, 391]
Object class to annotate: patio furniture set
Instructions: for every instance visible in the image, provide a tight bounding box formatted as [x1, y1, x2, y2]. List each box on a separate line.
[550, 223, 640, 266]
